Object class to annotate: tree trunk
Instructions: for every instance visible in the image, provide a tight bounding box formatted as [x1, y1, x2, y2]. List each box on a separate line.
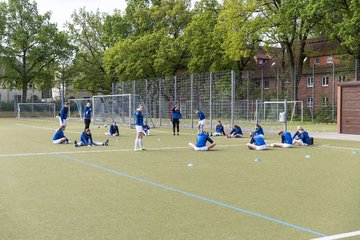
[22, 82, 28, 103]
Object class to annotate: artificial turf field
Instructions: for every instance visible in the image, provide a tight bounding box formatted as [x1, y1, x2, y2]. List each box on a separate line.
[0, 118, 359, 240]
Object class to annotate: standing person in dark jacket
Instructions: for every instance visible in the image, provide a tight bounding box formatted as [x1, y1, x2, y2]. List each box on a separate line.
[172, 104, 182, 135]
[84, 102, 92, 129]
[75, 128, 108, 147]
[188, 131, 216, 151]
[211, 120, 226, 136]
[58, 102, 69, 126]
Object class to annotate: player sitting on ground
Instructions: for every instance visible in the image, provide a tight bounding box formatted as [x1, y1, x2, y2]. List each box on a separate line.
[293, 126, 311, 146]
[188, 131, 216, 151]
[75, 128, 108, 147]
[52, 125, 69, 144]
[227, 124, 243, 138]
[143, 121, 151, 136]
[247, 132, 267, 150]
[254, 123, 264, 137]
[105, 122, 119, 136]
[211, 120, 226, 136]
[271, 131, 293, 148]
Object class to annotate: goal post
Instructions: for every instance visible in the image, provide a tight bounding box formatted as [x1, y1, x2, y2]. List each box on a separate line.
[68, 98, 92, 120]
[92, 94, 154, 127]
[17, 103, 56, 118]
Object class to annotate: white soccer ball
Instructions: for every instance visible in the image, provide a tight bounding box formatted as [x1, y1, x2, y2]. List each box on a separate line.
[97, 125, 100, 128]
[104, 124, 107, 128]
[187, 163, 194, 167]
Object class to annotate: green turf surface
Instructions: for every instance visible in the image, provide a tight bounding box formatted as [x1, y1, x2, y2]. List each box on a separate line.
[0, 118, 359, 240]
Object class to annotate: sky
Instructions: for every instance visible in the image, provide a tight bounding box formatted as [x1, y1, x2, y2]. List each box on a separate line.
[36, 0, 128, 29]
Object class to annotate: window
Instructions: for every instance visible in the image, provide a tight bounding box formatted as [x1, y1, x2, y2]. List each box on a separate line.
[264, 80, 269, 89]
[322, 97, 329, 107]
[307, 77, 314, 87]
[339, 75, 345, 82]
[307, 97, 313, 107]
[322, 76, 329, 86]
[258, 59, 266, 64]
[315, 58, 320, 64]
[327, 56, 333, 64]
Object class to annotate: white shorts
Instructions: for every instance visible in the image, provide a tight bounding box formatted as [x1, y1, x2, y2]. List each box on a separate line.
[136, 125, 144, 133]
[59, 118, 67, 126]
[255, 144, 267, 150]
[194, 146, 208, 151]
[282, 143, 293, 148]
[198, 119, 206, 126]
[53, 139, 63, 144]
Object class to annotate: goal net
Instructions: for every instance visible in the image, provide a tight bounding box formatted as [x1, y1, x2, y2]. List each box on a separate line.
[68, 98, 92, 120]
[92, 94, 154, 127]
[17, 103, 56, 118]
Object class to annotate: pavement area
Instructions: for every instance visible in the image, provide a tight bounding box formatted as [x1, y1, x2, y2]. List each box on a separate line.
[312, 132, 360, 141]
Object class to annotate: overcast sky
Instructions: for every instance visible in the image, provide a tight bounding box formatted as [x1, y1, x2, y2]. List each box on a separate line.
[36, 0, 127, 29]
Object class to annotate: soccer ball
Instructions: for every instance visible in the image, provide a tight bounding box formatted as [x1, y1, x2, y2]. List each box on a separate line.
[104, 124, 107, 128]
[97, 125, 100, 128]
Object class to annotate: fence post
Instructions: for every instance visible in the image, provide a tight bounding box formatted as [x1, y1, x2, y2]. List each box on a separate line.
[191, 75, 194, 129]
[174, 75, 177, 104]
[210, 72, 213, 130]
[255, 99, 258, 125]
[159, 78, 162, 126]
[247, 71, 250, 121]
[231, 70, 235, 127]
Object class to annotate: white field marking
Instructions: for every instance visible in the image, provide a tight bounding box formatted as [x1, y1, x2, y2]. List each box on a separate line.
[310, 230, 360, 240]
[16, 123, 81, 135]
[318, 145, 360, 151]
[0, 144, 243, 158]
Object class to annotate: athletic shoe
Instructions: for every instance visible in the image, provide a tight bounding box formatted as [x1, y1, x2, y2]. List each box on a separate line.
[177, 133, 179, 135]
[74, 140, 78, 147]
[140, 148, 146, 151]
[104, 139, 109, 146]
[65, 138, 69, 144]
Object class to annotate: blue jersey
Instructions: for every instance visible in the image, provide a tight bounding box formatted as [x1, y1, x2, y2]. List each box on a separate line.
[230, 126, 242, 135]
[251, 135, 266, 146]
[143, 124, 150, 131]
[84, 106, 92, 119]
[281, 132, 293, 144]
[216, 124, 225, 135]
[59, 106, 68, 120]
[135, 111, 144, 126]
[299, 131, 310, 144]
[53, 129, 65, 140]
[80, 131, 93, 145]
[197, 111, 205, 120]
[255, 127, 264, 136]
[172, 108, 182, 120]
[195, 132, 214, 147]
[109, 124, 119, 135]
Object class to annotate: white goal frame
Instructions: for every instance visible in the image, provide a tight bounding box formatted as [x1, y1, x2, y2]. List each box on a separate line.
[17, 103, 56, 118]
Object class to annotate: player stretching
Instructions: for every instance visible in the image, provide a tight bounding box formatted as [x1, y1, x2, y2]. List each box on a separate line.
[247, 132, 267, 150]
[75, 128, 108, 147]
[52, 125, 69, 144]
[188, 131, 216, 151]
[211, 120, 226, 136]
[195, 110, 206, 133]
[271, 131, 293, 148]
[105, 122, 119, 136]
[134, 104, 145, 151]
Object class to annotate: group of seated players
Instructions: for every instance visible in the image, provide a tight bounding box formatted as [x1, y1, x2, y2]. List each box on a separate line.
[189, 120, 313, 151]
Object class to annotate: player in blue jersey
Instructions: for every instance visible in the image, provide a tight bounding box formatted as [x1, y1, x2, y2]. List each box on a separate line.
[75, 128, 108, 147]
[84, 102, 92, 129]
[211, 120, 226, 136]
[271, 131, 293, 148]
[188, 131, 216, 151]
[254, 124, 264, 137]
[293, 126, 311, 146]
[52, 125, 69, 144]
[227, 124, 243, 138]
[172, 104, 182, 135]
[58, 102, 69, 126]
[134, 104, 145, 151]
[247, 132, 267, 150]
[195, 110, 206, 133]
[105, 121, 119, 136]
[143, 121, 151, 136]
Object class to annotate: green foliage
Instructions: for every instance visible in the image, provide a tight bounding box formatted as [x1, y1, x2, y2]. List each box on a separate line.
[315, 105, 335, 123]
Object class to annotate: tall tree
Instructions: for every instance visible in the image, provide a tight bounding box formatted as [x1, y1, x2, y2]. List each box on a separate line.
[0, 0, 73, 102]
[319, 0, 360, 80]
[66, 8, 116, 94]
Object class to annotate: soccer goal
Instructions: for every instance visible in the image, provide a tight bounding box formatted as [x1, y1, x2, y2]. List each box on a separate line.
[92, 94, 154, 127]
[17, 103, 56, 118]
[68, 98, 92, 120]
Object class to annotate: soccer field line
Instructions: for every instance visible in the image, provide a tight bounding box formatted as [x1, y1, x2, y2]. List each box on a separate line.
[15, 123, 82, 135]
[0, 144, 243, 158]
[57, 153, 328, 238]
[310, 230, 360, 240]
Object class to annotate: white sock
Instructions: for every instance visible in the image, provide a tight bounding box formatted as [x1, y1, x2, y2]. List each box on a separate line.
[139, 139, 143, 148]
[134, 138, 139, 149]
